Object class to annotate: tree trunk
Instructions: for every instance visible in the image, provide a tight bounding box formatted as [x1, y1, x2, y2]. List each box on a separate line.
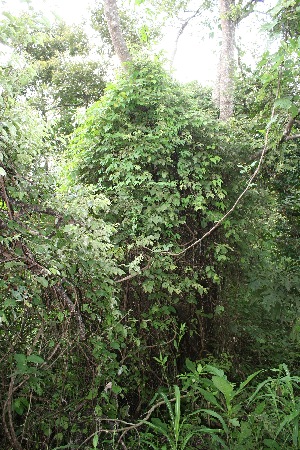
[217, 0, 235, 121]
[103, 0, 132, 64]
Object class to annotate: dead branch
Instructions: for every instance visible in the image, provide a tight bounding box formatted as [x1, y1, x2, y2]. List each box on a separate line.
[170, 6, 203, 66]
[78, 394, 187, 449]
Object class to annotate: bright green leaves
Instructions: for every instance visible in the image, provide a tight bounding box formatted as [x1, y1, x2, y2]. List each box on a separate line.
[67, 60, 231, 383]
[274, 97, 298, 117]
[257, 1, 300, 119]
[212, 375, 234, 408]
[14, 352, 44, 375]
[92, 433, 99, 448]
[36, 276, 49, 288]
[27, 354, 44, 364]
[71, 59, 226, 254]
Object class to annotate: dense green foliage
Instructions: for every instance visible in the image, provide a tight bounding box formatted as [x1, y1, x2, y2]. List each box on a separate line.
[0, 1, 300, 449]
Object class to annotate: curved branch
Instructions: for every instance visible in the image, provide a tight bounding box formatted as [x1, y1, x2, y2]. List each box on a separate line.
[170, 6, 203, 66]
[78, 394, 187, 448]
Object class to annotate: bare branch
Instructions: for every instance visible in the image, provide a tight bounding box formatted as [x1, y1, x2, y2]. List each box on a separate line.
[285, 133, 300, 140]
[78, 394, 187, 449]
[170, 6, 203, 66]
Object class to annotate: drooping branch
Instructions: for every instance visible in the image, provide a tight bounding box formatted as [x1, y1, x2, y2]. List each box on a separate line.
[103, 0, 132, 64]
[115, 257, 153, 283]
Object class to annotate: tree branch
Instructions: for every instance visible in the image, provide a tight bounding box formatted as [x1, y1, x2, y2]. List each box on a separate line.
[285, 133, 300, 140]
[170, 6, 203, 66]
[78, 394, 187, 448]
[55, 281, 86, 340]
[235, 0, 260, 23]
[115, 258, 153, 283]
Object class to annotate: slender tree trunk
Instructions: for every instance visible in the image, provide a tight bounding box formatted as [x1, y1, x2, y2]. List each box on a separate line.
[103, 0, 132, 64]
[217, 0, 235, 120]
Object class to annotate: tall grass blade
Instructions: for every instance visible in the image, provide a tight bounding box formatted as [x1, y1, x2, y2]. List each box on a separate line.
[174, 385, 181, 444]
[199, 408, 229, 434]
[275, 409, 300, 439]
[160, 392, 175, 424]
[235, 370, 262, 396]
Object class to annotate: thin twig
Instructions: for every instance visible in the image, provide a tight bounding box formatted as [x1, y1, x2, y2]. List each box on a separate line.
[21, 391, 33, 443]
[78, 395, 187, 448]
[170, 7, 203, 66]
[55, 282, 86, 340]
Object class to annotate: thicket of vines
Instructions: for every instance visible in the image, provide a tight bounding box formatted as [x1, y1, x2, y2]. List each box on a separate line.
[1, 1, 300, 449]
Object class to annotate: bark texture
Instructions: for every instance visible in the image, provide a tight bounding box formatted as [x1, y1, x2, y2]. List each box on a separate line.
[217, 0, 235, 121]
[103, 0, 132, 64]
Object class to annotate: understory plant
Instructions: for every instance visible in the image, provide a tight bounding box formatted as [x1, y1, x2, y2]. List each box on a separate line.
[133, 363, 300, 450]
[87, 362, 300, 449]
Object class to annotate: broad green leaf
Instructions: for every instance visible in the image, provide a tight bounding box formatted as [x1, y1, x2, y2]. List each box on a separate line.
[229, 418, 240, 427]
[14, 353, 27, 365]
[263, 439, 281, 449]
[27, 354, 44, 364]
[274, 97, 292, 110]
[92, 433, 99, 448]
[212, 376, 233, 402]
[185, 358, 196, 373]
[197, 387, 223, 409]
[205, 365, 225, 377]
[36, 276, 48, 288]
